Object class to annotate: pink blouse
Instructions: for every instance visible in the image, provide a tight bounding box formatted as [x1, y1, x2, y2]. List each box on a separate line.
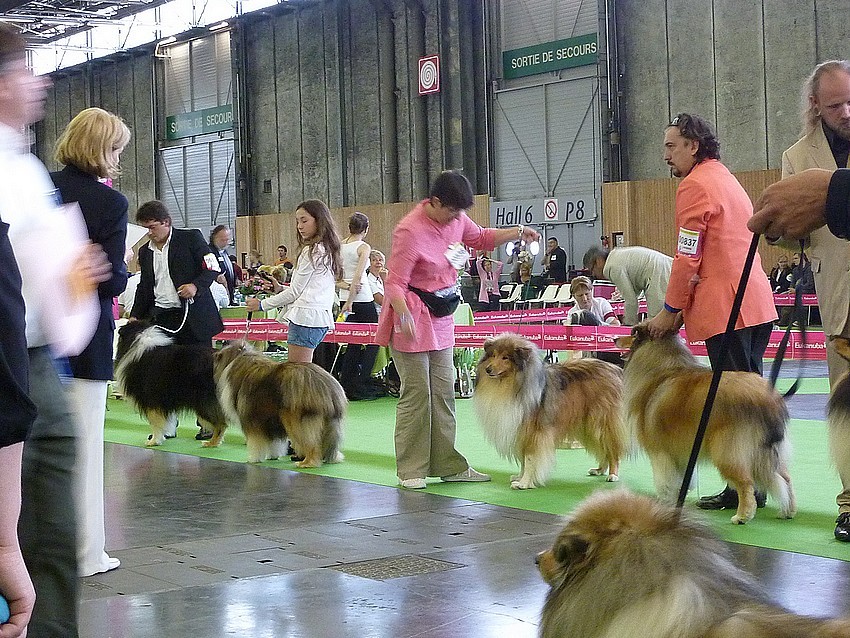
[376, 200, 497, 352]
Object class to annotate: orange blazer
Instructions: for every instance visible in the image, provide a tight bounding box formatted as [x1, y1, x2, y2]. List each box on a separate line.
[665, 159, 777, 342]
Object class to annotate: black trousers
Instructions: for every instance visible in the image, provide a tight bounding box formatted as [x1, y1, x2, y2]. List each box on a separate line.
[338, 301, 379, 396]
[704, 321, 773, 374]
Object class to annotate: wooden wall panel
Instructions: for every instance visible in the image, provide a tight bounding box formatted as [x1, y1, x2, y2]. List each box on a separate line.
[235, 194, 489, 270]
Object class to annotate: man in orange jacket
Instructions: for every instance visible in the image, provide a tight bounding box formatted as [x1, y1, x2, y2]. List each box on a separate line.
[646, 113, 777, 511]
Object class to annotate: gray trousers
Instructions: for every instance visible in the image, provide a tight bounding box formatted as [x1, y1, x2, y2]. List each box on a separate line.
[19, 347, 79, 638]
[391, 347, 468, 480]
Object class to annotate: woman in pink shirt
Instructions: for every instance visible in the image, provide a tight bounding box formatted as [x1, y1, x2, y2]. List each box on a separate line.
[376, 171, 540, 489]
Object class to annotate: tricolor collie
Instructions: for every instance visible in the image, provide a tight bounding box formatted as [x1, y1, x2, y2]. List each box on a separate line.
[213, 344, 346, 465]
[537, 490, 850, 638]
[114, 321, 227, 446]
[473, 333, 625, 489]
[616, 325, 795, 524]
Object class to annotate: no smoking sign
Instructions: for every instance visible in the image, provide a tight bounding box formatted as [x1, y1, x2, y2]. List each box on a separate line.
[544, 198, 560, 221]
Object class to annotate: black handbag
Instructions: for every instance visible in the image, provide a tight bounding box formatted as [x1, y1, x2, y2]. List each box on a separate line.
[408, 285, 461, 318]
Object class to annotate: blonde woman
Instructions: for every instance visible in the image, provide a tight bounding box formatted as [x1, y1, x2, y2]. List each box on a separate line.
[51, 107, 131, 577]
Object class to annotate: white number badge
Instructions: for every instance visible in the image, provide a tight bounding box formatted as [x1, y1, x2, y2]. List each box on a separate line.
[444, 242, 469, 269]
[677, 228, 700, 256]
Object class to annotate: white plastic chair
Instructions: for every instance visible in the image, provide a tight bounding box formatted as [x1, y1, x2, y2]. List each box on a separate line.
[499, 283, 524, 309]
[554, 285, 574, 307]
[520, 284, 561, 308]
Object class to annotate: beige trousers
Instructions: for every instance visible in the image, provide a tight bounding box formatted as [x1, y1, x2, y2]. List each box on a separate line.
[828, 323, 850, 512]
[391, 347, 469, 480]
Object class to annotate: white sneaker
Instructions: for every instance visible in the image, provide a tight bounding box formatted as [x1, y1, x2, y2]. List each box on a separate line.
[440, 467, 491, 482]
[399, 478, 426, 489]
[106, 557, 121, 571]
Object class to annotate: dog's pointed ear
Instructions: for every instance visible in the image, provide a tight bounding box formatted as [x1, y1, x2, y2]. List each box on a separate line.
[482, 338, 495, 355]
[547, 531, 592, 589]
[831, 336, 850, 362]
[614, 335, 634, 350]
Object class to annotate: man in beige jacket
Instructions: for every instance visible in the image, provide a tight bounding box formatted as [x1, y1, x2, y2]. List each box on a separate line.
[782, 60, 850, 542]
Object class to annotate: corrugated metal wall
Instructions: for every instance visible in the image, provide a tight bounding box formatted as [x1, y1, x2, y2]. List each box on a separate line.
[615, 0, 850, 180]
[489, 0, 604, 269]
[239, 0, 488, 216]
[36, 53, 156, 216]
[157, 31, 236, 232]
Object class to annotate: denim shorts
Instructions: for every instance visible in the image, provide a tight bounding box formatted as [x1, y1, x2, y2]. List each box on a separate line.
[287, 322, 329, 349]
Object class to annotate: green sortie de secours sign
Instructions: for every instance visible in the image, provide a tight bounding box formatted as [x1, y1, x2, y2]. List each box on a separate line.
[502, 33, 598, 80]
[166, 104, 233, 140]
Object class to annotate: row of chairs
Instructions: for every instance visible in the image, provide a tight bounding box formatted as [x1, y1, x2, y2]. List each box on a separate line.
[498, 282, 574, 309]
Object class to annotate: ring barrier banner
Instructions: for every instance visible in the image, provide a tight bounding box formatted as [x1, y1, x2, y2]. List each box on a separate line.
[216, 319, 826, 360]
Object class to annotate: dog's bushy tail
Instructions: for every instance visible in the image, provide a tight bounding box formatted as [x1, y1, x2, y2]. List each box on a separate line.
[752, 396, 796, 519]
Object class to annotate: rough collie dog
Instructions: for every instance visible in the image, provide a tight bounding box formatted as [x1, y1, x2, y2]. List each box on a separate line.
[537, 490, 850, 638]
[473, 333, 624, 489]
[213, 344, 346, 466]
[827, 337, 850, 510]
[616, 326, 795, 524]
[114, 321, 227, 446]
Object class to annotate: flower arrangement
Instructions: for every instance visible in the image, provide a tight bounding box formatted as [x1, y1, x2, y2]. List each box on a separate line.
[238, 272, 276, 299]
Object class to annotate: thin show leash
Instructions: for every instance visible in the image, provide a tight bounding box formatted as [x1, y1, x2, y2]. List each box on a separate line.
[675, 235, 806, 510]
[156, 299, 191, 335]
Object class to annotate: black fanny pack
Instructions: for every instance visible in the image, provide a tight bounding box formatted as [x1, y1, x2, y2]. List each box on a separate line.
[408, 285, 461, 318]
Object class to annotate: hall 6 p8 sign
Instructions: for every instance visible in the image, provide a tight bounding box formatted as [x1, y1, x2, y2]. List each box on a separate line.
[419, 55, 440, 95]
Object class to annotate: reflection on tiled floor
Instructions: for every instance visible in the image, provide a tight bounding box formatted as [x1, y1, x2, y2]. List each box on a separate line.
[80, 423, 850, 637]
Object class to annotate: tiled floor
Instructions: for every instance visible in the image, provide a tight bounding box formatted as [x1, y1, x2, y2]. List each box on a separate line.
[78, 358, 850, 637]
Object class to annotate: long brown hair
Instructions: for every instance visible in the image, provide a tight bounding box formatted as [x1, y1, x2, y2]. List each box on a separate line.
[295, 199, 342, 279]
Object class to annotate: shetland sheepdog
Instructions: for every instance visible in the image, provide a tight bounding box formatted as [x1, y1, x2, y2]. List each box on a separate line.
[537, 490, 850, 638]
[827, 337, 850, 508]
[114, 321, 227, 446]
[213, 344, 346, 465]
[472, 333, 625, 489]
[615, 325, 795, 524]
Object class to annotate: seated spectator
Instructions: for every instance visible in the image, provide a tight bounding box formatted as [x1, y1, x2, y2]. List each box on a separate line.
[367, 249, 387, 314]
[790, 251, 815, 295]
[247, 249, 263, 275]
[566, 276, 620, 326]
[517, 263, 540, 300]
[769, 254, 792, 293]
[476, 253, 503, 310]
[274, 244, 293, 267]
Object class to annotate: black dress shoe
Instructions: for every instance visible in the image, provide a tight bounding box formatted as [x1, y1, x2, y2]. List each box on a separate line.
[835, 512, 850, 542]
[195, 429, 213, 441]
[696, 485, 767, 510]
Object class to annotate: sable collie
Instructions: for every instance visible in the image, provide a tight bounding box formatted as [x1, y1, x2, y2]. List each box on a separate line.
[827, 337, 850, 503]
[616, 326, 795, 524]
[114, 321, 227, 446]
[213, 344, 346, 466]
[473, 333, 625, 489]
[537, 490, 850, 638]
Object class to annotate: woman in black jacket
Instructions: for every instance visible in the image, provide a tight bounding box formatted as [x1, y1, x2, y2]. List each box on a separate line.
[51, 107, 131, 577]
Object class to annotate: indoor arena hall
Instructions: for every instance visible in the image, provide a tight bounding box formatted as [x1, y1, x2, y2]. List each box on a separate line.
[7, 0, 850, 636]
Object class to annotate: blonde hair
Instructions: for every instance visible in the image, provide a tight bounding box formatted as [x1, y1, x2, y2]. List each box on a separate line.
[800, 60, 850, 137]
[570, 275, 593, 296]
[369, 249, 385, 262]
[54, 107, 131, 179]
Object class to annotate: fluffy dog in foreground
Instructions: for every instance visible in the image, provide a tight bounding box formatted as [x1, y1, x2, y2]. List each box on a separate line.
[537, 490, 850, 638]
[213, 344, 346, 465]
[616, 326, 795, 524]
[115, 321, 227, 446]
[473, 333, 625, 489]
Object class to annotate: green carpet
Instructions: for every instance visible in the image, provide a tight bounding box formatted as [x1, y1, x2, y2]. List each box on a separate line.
[104, 394, 849, 562]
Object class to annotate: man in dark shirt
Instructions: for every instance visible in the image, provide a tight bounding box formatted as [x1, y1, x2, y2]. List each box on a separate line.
[542, 237, 567, 282]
